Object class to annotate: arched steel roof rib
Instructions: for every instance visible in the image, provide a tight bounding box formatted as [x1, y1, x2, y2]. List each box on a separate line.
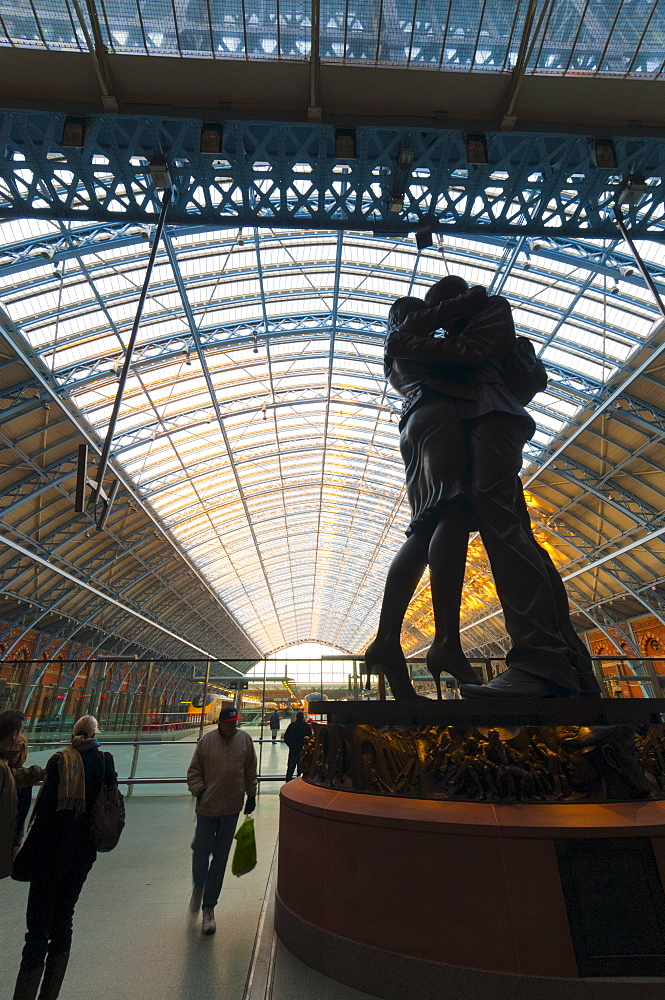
[0, 216, 664, 656]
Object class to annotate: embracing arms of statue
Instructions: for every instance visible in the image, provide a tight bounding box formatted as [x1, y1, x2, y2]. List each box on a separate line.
[386, 289, 514, 366]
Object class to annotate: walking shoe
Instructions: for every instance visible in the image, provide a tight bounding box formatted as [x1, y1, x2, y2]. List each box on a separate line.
[189, 885, 203, 913]
[202, 908, 216, 935]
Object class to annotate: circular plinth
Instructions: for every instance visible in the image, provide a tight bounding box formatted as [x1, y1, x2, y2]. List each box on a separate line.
[276, 780, 665, 1000]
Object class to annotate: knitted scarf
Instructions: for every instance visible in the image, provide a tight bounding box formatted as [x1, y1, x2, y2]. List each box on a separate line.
[55, 746, 86, 815]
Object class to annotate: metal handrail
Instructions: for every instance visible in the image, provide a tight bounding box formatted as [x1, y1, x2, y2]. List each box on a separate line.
[21, 734, 291, 796]
[22, 736, 289, 749]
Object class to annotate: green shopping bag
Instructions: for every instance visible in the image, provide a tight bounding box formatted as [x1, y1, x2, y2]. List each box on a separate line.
[231, 815, 257, 877]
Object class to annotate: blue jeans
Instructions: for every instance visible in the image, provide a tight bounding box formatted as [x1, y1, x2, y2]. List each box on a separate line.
[191, 813, 238, 909]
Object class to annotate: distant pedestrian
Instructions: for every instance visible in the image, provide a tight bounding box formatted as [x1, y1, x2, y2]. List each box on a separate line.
[283, 712, 312, 781]
[1, 711, 44, 882]
[269, 711, 280, 743]
[186, 706, 257, 935]
[11, 715, 118, 1000]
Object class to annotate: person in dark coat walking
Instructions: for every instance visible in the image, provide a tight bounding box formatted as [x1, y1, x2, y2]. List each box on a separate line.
[269, 710, 280, 743]
[283, 712, 311, 781]
[12, 715, 118, 1000]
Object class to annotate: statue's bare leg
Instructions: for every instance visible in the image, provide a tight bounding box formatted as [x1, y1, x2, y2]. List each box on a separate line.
[364, 532, 430, 698]
[427, 498, 480, 693]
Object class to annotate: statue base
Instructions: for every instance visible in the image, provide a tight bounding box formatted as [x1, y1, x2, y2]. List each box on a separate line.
[277, 779, 665, 998]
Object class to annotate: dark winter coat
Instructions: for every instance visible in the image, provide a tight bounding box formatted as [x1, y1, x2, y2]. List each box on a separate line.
[20, 743, 117, 873]
[283, 719, 311, 755]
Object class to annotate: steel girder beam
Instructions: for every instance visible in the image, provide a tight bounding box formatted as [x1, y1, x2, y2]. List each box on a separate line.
[50, 353, 662, 493]
[2, 112, 665, 237]
[23, 273, 653, 391]
[312, 230, 344, 637]
[46, 319, 655, 426]
[251, 227, 299, 628]
[548, 524, 665, 623]
[542, 453, 661, 530]
[1, 604, 153, 664]
[0, 533, 222, 655]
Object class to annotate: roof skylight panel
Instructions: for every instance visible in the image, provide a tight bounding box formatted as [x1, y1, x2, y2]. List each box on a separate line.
[510, 308, 557, 336]
[542, 343, 616, 382]
[50, 337, 114, 369]
[0, 219, 59, 243]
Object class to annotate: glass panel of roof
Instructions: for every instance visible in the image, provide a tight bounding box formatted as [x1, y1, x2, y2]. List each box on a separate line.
[0, 0, 661, 78]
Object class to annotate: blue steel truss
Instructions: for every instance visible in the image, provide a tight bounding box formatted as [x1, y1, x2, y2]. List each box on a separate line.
[1, 111, 665, 237]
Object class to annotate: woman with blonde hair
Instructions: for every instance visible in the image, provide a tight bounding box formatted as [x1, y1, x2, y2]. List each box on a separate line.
[12, 716, 118, 1000]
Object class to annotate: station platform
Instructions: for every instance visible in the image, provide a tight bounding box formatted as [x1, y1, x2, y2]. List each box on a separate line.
[1, 740, 376, 1000]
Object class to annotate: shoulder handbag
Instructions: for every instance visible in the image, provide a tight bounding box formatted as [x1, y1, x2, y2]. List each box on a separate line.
[11, 827, 41, 882]
[90, 751, 125, 853]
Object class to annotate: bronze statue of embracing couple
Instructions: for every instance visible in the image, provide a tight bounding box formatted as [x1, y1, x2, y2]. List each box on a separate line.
[366, 275, 600, 701]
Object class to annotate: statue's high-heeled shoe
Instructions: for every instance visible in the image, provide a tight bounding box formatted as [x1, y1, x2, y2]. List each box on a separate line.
[363, 640, 422, 700]
[427, 647, 481, 698]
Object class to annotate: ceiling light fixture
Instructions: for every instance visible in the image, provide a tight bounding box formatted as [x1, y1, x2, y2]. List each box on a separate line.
[592, 138, 618, 170]
[465, 133, 488, 165]
[389, 145, 414, 213]
[61, 116, 87, 148]
[334, 128, 357, 160]
[200, 123, 224, 156]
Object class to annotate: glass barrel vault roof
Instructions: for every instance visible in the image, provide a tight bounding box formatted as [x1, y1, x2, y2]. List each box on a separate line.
[0, 220, 663, 653]
[0, 0, 663, 78]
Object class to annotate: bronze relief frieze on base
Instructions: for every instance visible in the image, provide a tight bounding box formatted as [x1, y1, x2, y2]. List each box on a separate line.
[299, 722, 665, 803]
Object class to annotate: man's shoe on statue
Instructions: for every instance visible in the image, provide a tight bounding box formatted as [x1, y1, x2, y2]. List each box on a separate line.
[459, 667, 577, 699]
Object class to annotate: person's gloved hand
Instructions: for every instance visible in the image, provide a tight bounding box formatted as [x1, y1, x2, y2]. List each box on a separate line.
[244, 795, 256, 815]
